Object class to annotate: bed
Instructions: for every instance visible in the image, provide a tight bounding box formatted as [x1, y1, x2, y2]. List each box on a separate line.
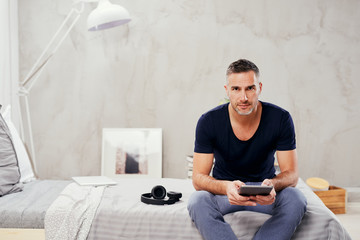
[5, 177, 344, 240]
[0, 177, 353, 239]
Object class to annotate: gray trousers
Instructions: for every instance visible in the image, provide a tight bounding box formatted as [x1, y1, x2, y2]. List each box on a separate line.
[187, 186, 307, 240]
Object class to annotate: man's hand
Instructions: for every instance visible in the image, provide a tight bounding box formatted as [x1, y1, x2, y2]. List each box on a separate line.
[226, 181, 257, 206]
[248, 179, 276, 205]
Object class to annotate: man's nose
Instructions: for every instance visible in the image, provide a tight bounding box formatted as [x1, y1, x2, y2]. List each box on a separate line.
[239, 90, 248, 101]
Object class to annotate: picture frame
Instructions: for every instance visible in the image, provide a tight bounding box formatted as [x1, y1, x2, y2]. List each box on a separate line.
[101, 128, 162, 178]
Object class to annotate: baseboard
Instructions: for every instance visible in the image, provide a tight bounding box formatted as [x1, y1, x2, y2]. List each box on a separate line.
[345, 187, 360, 203]
[347, 202, 360, 208]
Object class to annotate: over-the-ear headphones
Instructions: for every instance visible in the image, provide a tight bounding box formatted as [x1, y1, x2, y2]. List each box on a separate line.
[141, 185, 182, 205]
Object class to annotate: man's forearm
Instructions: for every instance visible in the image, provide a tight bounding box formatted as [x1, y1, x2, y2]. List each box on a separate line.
[193, 173, 230, 195]
[271, 170, 298, 191]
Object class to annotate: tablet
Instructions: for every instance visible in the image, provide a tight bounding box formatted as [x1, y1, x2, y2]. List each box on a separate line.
[72, 176, 117, 186]
[238, 185, 273, 196]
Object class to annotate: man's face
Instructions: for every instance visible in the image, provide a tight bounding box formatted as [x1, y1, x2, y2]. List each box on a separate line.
[224, 71, 262, 116]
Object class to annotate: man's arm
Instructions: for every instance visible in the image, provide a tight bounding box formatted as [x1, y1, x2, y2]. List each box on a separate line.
[269, 149, 299, 191]
[192, 152, 227, 194]
[192, 152, 256, 206]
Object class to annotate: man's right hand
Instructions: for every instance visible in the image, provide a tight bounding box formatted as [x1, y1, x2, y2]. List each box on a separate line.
[226, 181, 257, 206]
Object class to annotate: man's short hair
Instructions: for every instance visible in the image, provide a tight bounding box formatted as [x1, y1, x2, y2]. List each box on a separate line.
[226, 59, 260, 78]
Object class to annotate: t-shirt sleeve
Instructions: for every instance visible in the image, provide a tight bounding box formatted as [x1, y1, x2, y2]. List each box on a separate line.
[276, 111, 296, 151]
[194, 114, 214, 153]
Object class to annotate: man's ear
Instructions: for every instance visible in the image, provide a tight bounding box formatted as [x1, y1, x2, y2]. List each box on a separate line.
[258, 82, 263, 95]
[224, 84, 229, 96]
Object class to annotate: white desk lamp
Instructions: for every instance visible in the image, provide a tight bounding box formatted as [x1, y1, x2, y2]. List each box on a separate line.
[18, 0, 131, 176]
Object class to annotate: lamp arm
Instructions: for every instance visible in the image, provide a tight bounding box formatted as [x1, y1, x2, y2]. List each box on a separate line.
[18, 2, 84, 176]
[20, 3, 84, 91]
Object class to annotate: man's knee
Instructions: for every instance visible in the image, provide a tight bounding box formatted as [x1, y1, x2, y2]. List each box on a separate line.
[278, 187, 307, 214]
[188, 191, 211, 210]
[187, 191, 214, 219]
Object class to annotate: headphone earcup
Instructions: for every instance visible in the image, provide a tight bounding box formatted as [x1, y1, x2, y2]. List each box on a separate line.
[151, 185, 166, 199]
[167, 191, 182, 199]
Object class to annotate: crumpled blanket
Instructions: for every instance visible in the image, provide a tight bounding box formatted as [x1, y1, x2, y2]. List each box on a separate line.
[44, 183, 105, 240]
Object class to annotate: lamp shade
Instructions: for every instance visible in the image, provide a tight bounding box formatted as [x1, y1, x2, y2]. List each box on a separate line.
[87, 0, 131, 31]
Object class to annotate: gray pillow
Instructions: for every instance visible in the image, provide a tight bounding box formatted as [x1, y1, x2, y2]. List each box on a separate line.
[0, 105, 23, 197]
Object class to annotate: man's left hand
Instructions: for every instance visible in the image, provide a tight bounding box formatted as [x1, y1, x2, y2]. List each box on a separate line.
[249, 179, 276, 205]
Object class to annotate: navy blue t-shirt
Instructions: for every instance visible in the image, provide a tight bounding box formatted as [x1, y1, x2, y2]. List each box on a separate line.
[194, 101, 296, 183]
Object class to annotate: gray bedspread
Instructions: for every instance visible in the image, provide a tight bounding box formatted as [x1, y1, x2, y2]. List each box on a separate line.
[0, 180, 70, 228]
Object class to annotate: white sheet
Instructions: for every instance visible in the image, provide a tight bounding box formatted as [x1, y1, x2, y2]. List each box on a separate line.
[44, 183, 105, 240]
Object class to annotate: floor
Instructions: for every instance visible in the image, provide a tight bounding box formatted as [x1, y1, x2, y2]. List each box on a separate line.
[0, 228, 45, 240]
[336, 202, 360, 239]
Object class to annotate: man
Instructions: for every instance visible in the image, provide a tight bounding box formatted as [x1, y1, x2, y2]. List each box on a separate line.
[187, 59, 307, 240]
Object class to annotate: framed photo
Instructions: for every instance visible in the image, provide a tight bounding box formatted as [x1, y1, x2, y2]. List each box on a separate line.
[101, 128, 162, 178]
